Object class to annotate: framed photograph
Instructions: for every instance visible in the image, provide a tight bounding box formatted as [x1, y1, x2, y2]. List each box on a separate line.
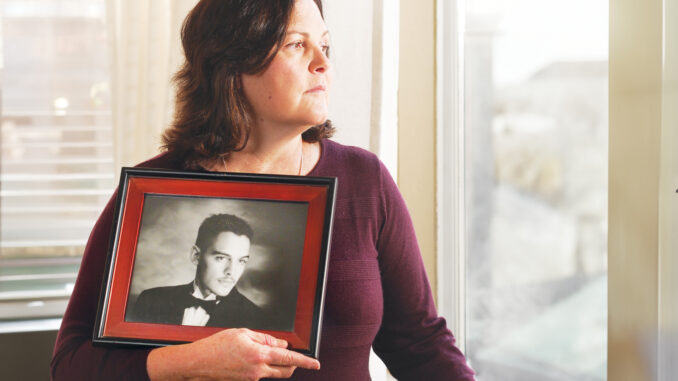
[93, 167, 337, 358]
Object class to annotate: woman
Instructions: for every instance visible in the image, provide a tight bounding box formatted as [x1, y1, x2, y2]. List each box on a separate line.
[50, 0, 476, 380]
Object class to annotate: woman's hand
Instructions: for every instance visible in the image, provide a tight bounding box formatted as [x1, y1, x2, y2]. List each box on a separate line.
[147, 328, 320, 380]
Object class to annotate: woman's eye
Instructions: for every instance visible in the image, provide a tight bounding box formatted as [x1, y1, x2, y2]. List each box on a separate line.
[288, 41, 303, 49]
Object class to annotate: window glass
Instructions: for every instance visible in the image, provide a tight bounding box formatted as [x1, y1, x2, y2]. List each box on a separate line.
[463, 0, 608, 379]
[0, 0, 111, 320]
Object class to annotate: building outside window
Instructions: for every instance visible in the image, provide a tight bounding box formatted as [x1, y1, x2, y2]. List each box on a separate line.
[440, 0, 609, 379]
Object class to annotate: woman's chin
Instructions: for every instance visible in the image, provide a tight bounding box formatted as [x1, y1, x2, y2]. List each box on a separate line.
[305, 111, 330, 127]
[290, 116, 328, 131]
[272, 110, 328, 132]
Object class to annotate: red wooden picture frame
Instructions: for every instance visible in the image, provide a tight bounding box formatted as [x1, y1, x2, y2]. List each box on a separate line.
[93, 168, 336, 358]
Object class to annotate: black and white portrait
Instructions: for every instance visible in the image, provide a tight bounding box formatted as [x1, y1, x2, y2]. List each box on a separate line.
[124, 194, 308, 332]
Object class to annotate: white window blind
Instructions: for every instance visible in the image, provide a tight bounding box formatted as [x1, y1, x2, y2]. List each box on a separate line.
[0, 0, 113, 320]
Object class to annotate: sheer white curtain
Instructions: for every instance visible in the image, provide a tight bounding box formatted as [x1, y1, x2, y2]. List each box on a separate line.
[106, 0, 198, 169]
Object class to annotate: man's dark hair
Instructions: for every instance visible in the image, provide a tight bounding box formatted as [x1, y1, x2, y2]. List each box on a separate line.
[195, 213, 254, 251]
[162, 0, 334, 169]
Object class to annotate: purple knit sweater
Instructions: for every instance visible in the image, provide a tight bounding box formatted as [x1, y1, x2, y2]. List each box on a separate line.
[51, 139, 475, 380]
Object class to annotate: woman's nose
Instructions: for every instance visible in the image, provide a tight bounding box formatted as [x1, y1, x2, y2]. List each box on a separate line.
[309, 45, 330, 74]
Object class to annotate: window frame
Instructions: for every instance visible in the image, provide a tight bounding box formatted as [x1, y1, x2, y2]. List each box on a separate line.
[608, 0, 678, 379]
[435, 0, 466, 352]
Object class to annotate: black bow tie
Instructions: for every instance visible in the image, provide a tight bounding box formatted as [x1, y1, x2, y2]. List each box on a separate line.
[190, 296, 219, 314]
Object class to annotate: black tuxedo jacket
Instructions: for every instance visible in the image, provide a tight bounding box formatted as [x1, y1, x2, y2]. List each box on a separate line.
[129, 282, 268, 329]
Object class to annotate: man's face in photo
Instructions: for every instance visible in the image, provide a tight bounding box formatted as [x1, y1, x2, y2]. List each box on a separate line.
[194, 231, 251, 297]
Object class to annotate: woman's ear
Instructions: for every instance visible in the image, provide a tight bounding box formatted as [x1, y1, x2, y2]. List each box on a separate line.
[190, 245, 201, 265]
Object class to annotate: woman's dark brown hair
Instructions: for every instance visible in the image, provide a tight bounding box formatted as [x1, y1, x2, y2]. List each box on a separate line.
[162, 0, 334, 168]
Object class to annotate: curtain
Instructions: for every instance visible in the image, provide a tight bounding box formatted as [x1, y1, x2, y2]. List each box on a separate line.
[106, 0, 198, 169]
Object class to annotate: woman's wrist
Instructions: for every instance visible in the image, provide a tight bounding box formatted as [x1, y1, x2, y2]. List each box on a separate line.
[147, 343, 199, 381]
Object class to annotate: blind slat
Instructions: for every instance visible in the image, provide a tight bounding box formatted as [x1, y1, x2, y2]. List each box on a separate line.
[1, 173, 114, 181]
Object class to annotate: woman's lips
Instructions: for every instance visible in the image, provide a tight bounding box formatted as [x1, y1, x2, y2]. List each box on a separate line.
[306, 85, 326, 93]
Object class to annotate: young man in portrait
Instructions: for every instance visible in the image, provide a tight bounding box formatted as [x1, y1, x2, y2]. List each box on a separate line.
[129, 213, 267, 328]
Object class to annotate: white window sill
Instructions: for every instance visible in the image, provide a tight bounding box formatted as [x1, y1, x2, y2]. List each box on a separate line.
[0, 318, 61, 334]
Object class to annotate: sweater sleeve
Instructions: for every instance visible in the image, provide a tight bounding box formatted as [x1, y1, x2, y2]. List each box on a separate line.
[50, 191, 152, 381]
[371, 162, 475, 381]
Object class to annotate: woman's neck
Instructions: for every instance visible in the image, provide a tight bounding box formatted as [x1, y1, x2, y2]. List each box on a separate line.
[227, 136, 304, 175]
[220, 124, 321, 175]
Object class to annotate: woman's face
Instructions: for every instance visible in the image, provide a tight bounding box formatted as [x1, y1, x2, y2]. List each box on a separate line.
[241, 0, 332, 133]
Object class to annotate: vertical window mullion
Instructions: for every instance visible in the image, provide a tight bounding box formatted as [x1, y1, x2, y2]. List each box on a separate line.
[436, 0, 467, 352]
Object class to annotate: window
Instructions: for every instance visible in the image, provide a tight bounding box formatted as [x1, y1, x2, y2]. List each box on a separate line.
[439, 0, 608, 379]
[0, 0, 112, 322]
